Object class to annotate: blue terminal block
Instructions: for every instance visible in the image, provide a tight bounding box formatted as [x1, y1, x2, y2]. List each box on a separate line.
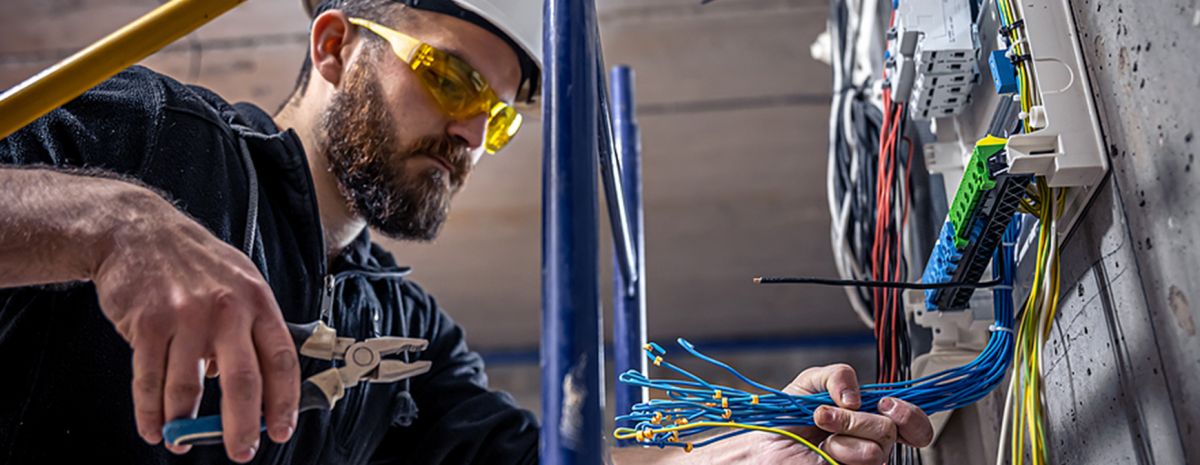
[921, 221, 964, 310]
[989, 49, 1018, 94]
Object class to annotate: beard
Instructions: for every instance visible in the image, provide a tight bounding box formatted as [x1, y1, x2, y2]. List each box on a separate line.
[319, 57, 470, 241]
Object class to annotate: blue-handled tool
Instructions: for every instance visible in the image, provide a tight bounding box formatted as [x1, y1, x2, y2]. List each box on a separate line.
[162, 321, 432, 447]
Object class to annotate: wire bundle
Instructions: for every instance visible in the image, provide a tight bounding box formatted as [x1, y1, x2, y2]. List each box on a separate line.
[997, 180, 1062, 465]
[826, 0, 919, 392]
[992, 0, 1058, 461]
[827, 0, 887, 329]
[614, 224, 1019, 462]
[996, 0, 1041, 132]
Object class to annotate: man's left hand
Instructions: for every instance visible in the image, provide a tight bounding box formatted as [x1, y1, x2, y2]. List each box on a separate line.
[695, 364, 934, 465]
[739, 364, 936, 462]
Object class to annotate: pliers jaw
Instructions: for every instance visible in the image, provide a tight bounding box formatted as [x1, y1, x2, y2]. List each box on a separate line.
[292, 322, 432, 412]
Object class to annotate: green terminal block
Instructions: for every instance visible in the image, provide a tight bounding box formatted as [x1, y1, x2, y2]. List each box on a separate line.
[947, 135, 1007, 248]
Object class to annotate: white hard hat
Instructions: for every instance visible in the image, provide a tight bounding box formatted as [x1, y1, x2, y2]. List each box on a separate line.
[304, 0, 543, 105]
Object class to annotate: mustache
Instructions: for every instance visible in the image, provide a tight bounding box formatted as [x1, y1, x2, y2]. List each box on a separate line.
[406, 135, 471, 184]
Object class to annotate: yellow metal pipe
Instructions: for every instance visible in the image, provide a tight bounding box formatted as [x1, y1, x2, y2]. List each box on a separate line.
[0, 0, 246, 140]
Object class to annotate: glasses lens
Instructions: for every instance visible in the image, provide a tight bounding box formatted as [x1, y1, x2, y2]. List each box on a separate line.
[485, 103, 522, 154]
[412, 46, 482, 116]
[410, 45, 523, 154]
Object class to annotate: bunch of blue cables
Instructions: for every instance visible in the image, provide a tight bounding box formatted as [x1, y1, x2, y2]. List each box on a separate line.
[615, 218, 1022, 452]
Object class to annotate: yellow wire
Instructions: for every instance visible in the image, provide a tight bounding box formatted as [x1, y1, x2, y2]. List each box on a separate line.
[1010, 179, 1058, 465]
[615, 421, 840, 465]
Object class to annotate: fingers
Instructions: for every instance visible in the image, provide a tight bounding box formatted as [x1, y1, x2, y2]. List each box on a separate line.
[879, 397, 934, 447]
[252, 305, 300, 445]
[162, 333, 206, 455]
[214, 313, 264, 463]
[131, 332, 170, 445]
[814, 405, 897, 451]
[822, 434, 887, 465]
[786, 364, 861, 409]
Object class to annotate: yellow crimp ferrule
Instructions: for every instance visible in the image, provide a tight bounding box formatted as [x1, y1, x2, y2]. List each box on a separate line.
[722, 409, 732, 419]
[751, 395, 760, 405]
[684, 443, 694, 453]
[653, 356, 663, 366]
[721, 398, 729, 408]
[714, 390, 722, 399]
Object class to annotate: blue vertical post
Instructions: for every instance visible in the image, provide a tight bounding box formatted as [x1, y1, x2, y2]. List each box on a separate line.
[610, 65, 646, 433]
[541, 0, 604, 463]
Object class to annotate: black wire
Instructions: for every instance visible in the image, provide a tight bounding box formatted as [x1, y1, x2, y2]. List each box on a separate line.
[753, 276, 1005, 290]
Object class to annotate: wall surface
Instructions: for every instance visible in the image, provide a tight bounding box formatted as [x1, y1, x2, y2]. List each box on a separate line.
[1050, 0, 1200, 462]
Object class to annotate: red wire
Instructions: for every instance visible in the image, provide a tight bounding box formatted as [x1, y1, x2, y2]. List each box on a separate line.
[873, 89, 905, 382]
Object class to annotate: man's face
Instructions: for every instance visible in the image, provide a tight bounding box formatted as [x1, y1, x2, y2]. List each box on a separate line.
[319, 11, 521, 241]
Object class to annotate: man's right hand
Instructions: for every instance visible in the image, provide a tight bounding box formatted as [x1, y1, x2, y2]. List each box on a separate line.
[90, 190, 300, 463]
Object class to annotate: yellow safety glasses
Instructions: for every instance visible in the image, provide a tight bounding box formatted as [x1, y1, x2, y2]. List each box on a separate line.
[350, 17, 522, 154]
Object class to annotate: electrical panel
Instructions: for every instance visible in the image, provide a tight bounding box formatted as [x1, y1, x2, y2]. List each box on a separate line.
[890, 0, 981, 119]
[823, 0, 1113, 460]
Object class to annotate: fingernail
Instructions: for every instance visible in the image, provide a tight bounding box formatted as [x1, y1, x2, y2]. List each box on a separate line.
[879, 397, 896, 413]
[816, 405, 836, 424]
[237, 446, 257, 462]
[283, 425, 295, 441]
[841, 389, 860, 407]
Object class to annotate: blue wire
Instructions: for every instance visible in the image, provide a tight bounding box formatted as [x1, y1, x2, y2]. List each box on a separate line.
[617, 217, 1023, 448]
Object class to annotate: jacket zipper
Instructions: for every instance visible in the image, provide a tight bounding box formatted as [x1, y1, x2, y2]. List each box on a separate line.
[320, 274, 336, 327]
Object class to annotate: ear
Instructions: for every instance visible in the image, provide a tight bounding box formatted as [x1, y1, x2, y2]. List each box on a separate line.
[309, 10, 358, 88]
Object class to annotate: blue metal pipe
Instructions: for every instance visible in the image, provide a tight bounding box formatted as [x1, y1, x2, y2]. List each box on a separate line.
[610, 65, 646, 437]
[541, 0, 604, 463]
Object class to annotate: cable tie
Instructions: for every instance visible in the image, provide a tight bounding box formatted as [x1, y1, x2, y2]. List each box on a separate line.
[998, 19, 1026, 35]
[989, 324, 1015, 334]
[1009, 53, 1032, 64]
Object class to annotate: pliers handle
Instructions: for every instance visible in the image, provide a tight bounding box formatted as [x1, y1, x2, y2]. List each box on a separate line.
[162, 321, 431, 447]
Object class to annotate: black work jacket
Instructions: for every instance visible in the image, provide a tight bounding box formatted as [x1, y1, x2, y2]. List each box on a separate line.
[0, 66, 537, 464]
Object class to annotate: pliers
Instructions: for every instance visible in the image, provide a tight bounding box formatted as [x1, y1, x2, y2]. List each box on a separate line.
[162, 321, 431, 447]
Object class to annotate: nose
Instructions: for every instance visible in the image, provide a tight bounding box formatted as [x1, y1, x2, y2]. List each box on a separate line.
[446, 112, 488, 153]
